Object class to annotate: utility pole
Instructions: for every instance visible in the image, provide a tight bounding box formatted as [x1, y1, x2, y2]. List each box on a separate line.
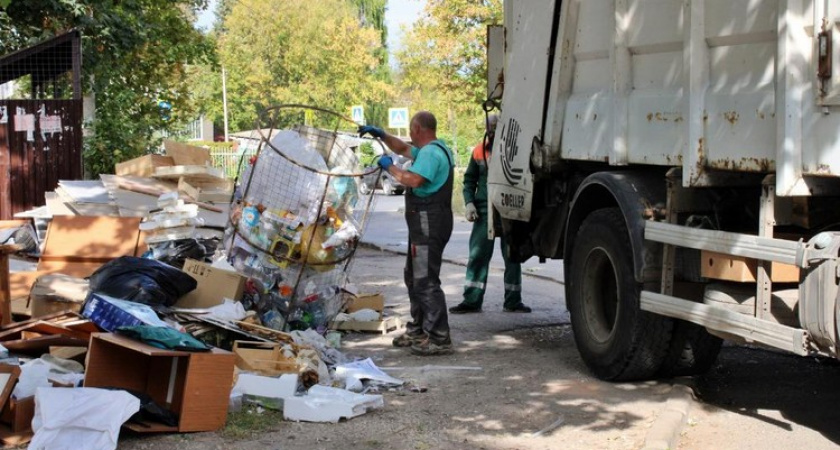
[222, 66, 229, 142]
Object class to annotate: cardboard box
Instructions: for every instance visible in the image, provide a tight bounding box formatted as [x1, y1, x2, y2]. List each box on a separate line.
[346, 293, 385, 320]
[700, 251, 800, 283]
[176, 259, 246, 309]
[0, 395, 34, 433]
[82, 293, 169, 332]
[29, 274, 89, 318]
[232, 341, 300, 377]
[178, 177, 233, 203]
[115, 155, 174, 177]
[84, 333, 234, 433]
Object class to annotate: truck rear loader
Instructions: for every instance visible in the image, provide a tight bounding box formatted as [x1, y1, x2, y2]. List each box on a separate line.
[488, 0, 840, 380]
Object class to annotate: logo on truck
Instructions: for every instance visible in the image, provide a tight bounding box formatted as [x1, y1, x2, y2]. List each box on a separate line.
[499, 117, 524, 186]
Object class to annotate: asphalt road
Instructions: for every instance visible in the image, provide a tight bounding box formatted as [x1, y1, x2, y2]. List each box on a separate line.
[360, 191, 565, 284]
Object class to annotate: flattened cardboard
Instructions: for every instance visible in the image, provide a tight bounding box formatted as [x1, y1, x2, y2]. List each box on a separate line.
[115, 155, 174, 178]
[10, 217, 146, 305]
[40, 216, 141, 262]
[176, 259, 246, 309]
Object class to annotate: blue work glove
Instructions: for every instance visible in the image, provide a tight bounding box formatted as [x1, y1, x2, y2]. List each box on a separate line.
[358, 125, 385, 139]
[377, 155, 393, 171]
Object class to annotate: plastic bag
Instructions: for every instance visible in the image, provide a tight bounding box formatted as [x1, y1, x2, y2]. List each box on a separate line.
[87, 256, 197, 306]
[148, 238, 208, 269]
[30, 387, 140, 450]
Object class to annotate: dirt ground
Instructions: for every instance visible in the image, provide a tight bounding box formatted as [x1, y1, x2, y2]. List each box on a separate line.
[118, 247, 679, 450]
[678, 344, 840, 450]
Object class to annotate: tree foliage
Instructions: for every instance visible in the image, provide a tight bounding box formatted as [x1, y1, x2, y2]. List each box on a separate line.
[210, 0, 392, 133]
[396, 0, 502, 150]
[0, 0, 214, 177]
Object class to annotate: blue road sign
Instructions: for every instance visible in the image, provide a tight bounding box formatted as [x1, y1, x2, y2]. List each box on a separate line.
[388, 108, 409, 129]
[351, 105, 365, 125]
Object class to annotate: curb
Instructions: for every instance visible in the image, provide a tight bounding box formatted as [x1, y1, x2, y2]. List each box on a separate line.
[358, 241, 563, 284]
[642, 384, 694, 450]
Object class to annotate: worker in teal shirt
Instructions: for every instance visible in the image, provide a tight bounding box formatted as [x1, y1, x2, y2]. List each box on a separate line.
[449, 115, 531, 314]
[359, 111, 455, 356]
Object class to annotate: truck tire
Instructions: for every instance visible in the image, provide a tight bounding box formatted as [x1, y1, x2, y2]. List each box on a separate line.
[567, 207, 672, 381]
[657, 320, 722, 377]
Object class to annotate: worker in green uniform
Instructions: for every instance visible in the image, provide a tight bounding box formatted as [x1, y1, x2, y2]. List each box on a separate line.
[449, 114, 531, 314]
[359, 111, 456, 355]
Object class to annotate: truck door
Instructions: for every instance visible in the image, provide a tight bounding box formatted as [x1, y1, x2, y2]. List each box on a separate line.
[488, 0, 558, 222]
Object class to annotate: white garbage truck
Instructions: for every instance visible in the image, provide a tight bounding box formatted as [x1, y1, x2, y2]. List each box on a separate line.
[487, 0, 840, 380]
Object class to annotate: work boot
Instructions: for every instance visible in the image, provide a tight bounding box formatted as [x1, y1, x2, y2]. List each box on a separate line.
[448, 302, 482, 314]
[392, 332, 426, 348]
[410, 338, 454, 356]
[503, 303, 532, 313]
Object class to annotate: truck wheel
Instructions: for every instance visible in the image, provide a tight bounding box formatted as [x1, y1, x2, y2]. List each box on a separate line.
[657, 320, 722, 377]
[567, 207, 672, 381]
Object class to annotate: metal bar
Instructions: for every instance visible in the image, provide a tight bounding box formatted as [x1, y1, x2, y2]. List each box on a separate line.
[644, 221, 802, 266]
[640, 291, 810, 356]
[659, 177, 678, 295]
[755, 179, 775, 320]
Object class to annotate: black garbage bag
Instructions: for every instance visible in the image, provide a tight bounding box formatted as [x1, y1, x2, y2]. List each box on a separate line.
[101, 387, 179, 427]
[87, 256, 197, 306]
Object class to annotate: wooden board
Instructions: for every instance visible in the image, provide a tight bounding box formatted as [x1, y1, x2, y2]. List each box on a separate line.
[163, 141, 211, 166]
[329, 316, 403, 335]
[153, 165, 225, 182]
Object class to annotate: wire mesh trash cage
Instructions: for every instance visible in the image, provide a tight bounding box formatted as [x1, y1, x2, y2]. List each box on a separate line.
[224, 105, 380, 334]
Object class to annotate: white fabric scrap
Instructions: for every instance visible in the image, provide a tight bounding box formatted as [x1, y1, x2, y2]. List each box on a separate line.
[29, 387, 140, 450]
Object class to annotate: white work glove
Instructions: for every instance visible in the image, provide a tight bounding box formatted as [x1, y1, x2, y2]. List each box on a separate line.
[465, 203, 479, 222]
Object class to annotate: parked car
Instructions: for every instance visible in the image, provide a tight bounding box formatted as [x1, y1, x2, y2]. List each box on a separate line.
[359, 154, 412, 196]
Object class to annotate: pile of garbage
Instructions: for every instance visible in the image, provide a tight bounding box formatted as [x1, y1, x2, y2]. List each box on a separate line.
[0, 122, 399, 449]
[225, 126, 372, 334]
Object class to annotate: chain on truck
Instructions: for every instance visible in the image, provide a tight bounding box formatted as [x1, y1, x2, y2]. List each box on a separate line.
[487, 0, 840, 380]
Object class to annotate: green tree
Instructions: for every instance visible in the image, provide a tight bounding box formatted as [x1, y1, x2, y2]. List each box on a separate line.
[0, 0, 214, 177]
[395, 0, 502, 153]
[215, 0, 392, 133]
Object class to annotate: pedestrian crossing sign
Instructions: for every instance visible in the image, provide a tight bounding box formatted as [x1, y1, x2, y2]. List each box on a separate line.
[351, 105, 365, 125]
[388, 108, 409, 129]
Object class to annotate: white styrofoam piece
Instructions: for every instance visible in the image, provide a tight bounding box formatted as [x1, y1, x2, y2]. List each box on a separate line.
[234, 373, 298, 400]
[57, 180, 112, 204]
[283, 385, 384, 423]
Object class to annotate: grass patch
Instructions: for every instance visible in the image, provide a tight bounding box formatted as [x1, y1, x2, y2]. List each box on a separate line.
[222, 404, 285, 440]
